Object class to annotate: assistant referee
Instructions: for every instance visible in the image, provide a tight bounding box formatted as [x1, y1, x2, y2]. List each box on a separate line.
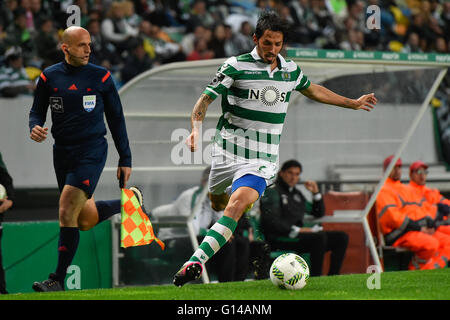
[29, 26, 134, 292]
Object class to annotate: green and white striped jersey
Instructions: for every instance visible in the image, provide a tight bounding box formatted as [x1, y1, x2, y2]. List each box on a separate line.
[203, 47, 310, 165]
[0, 66, 31, 92]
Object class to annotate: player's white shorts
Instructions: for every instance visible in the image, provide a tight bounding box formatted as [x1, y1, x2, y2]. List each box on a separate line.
[208, 146, 278, 195]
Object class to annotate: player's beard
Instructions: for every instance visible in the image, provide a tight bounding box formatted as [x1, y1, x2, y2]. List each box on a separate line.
[261, 55, 272, 63]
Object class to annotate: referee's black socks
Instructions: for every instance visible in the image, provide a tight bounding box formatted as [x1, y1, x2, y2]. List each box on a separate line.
[54, 227, 80, 284]
[96, 200, 121, 224]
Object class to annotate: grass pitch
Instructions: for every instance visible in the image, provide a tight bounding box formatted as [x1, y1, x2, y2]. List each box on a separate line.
[0, 269, 449, 300]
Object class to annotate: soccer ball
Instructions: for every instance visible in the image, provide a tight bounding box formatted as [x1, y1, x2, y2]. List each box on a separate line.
[270, 253, 310, 290]
[0, 184, 6, 200]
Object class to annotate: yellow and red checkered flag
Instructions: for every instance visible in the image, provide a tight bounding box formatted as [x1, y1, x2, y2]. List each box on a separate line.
[121, 188, 165, 249]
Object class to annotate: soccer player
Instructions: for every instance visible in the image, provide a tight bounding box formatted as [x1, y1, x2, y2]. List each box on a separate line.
[29, 26, 142, 292]
[173, 11, 377, 287]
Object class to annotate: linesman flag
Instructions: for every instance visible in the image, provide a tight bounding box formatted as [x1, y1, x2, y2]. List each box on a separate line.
[121, 188, 165, 249]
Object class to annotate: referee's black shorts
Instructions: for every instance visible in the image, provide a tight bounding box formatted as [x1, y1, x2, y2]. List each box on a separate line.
[53, 138, 107, 198]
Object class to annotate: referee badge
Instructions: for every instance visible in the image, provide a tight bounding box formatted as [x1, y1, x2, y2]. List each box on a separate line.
[83, 95, 96, 112]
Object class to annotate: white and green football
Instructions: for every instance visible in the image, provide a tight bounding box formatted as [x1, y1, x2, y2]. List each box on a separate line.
[270, 253, 310, 290]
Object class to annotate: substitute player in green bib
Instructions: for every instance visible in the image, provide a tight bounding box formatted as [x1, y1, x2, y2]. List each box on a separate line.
[173, 11, 377, 286]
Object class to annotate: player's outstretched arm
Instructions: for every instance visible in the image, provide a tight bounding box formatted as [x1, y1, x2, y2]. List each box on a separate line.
[300, 83, 377, 111]
[186, 93, 214, 152]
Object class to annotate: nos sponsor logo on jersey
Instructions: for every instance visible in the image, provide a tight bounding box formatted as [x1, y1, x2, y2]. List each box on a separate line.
[50, 97, 64, 113]
[83, 95, 96, 112]
[248, 86, 287, 106]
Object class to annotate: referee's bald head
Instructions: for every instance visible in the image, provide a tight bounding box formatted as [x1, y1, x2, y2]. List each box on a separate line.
[62, 26, 90, 45]
[61, 26, 91, 66]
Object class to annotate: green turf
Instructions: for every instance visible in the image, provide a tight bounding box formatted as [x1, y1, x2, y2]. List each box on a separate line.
[1, 269, 449, 300]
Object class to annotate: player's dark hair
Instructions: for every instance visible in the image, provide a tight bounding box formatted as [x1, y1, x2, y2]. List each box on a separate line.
[280, 159, 302, 172]
[254, 10, 289, 43]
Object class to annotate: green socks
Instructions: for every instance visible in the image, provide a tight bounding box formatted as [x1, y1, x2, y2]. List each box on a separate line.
[189, 215, 237, 264]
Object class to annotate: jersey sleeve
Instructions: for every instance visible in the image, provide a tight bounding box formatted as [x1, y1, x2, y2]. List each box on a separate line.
[29, 73, 50, 132]
[101, 71, 132, 168]
[294, 66, 311, 91]
[202, 60, 238, 100]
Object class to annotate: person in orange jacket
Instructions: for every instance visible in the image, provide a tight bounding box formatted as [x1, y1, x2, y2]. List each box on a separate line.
[408, 161, 450, 236]
[376, 155, 448, 270]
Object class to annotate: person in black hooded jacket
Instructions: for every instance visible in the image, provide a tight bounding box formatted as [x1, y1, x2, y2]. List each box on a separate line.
[260, 159, 348, 276]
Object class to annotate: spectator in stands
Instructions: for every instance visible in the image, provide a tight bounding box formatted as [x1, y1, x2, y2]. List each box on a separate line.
[232, 21, 255, 55]
[87, 18, 122, 70]
[138, 20, 186, 65]
[288, 0, 321, 46]
[71, 0, 90, 28]
[120, 37, 153, 83]
[141, 0, 181, 28]
[29, 0, 48, 31]
[376, 155, 450, 270]
[441, 2, 450, 38]
[223, 24, 241, 57]
[34, 16, 62, 66]
[122, 0, 142, 29]
[0, 21, 7, 58]
[0, 46, 34, 97]
[0, 152, 16, 294]
[401, 32, 422, 53]
[185, 0, 215, 33]
[0, 0, 19, 31]
[87, 8, 104, 24]
[407, 160, 450, 236]
[4, 8, 37, 65]
[405, 12, 442, 52]
[428, 15, 445, 43]
[208, 23, 227, 58]
[260, 159, 349, 276]
[339, 27, 364, 51]
[180, 24, 210, 57]
[101, 1, 139, 55]
[310, 0, 339, 48]
[186, 37, 214, 61]
[434, 37, 448, 53]
[19, 0, 36, 32]
[132, 0, 155, 18]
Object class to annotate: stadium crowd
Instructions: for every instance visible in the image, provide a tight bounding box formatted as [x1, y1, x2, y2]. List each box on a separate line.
[0, 0, 449, 92]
